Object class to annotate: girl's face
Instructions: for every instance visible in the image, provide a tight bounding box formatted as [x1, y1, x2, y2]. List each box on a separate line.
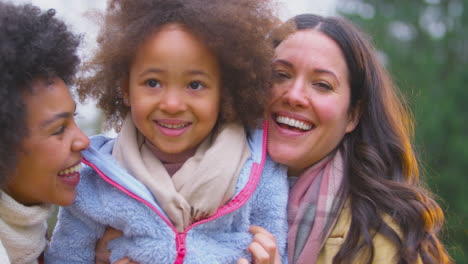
[124, 24, 221, 154]
[267, 30, 359, 176]
[5, 78, 90, 206]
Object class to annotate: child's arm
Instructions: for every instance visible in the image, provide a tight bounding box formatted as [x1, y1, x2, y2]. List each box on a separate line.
[45, 206, 105, 264]
[248, 158, 289, 263]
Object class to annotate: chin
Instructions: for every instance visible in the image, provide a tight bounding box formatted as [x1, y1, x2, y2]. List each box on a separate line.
[53, 192, 76, 206]
[268, 142, 293, 162]
[269, 150, 295, 167]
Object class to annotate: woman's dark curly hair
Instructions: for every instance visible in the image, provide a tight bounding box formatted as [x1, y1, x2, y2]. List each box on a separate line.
[0, 3, 81, 188]
[271, 14, 451, 264]
[77, 0, 276, 130]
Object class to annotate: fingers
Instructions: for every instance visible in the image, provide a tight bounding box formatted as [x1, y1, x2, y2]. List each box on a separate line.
[95, 227, 124, 264]
[250, 226, 278, 258]
[249, 226, 274, 239]
[237, 257, 250, 264]
[248, 242, 272, 264]
[247, 225, 281, 264]
[102, 227, 124, 240]
[112, 257, 138, 264]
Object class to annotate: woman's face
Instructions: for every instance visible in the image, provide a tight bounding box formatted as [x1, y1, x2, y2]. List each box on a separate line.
[5, 77, 90, 206]
[267, 29, 359, 175]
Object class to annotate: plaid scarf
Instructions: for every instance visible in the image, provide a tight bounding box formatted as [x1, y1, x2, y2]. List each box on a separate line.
[288, 151, 345, 264]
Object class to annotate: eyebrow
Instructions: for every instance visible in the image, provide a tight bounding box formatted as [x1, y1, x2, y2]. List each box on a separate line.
[39, 104, 76, 128]
[313, 69, 340, 85]
[139, 68, 164, 77]
[187, 70, 213, 80]
[139, 68, 214, 80]
[273, 59, 293, 68]
[273, 59, 340, 84]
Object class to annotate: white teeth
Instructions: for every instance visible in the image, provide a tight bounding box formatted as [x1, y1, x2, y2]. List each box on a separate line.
[58, 163, 82, 176]
[159, 123, 188, 129]
[276, 116, 313, 131]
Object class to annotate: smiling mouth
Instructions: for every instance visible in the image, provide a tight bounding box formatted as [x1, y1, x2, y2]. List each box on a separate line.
[58, 163, 81, 176]
[157, 122, 191, 129]
[275, 115, 314, 131]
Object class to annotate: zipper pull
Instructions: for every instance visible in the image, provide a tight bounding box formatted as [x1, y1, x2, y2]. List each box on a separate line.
[174, 233, 187, 263]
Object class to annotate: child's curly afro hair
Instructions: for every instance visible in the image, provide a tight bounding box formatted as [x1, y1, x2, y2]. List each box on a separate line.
[78, 0, 278, 130]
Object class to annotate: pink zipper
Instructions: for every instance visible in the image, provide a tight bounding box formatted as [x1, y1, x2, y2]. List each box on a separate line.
[82, 120, 269, 263]
[182, 120, 269, 231]
[81, 158, 178, 233]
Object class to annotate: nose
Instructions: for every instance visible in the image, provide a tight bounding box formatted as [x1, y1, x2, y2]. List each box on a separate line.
[72, 125, 90, 152]
[159, 88, 187, 114]
[283, 78, 310, 108]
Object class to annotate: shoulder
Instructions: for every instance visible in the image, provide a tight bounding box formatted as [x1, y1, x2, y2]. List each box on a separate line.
[80, 135, 124, 185]
[319, 201, 421, 264]
[246, 126, 265, 164]
[325, 200, 402, 240]
[83, 134, 115, 159]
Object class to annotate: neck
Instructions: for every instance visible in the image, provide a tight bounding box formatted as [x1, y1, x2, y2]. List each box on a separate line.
[144, 140, 197, 176]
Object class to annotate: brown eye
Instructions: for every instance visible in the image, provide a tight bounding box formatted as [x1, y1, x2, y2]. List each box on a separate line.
[274, 71, 290, 79]
[146, 79, 161, 88]
[188, 81, 205, 90]
[315, 82, 332, 90]
[52, 126, 66, 135]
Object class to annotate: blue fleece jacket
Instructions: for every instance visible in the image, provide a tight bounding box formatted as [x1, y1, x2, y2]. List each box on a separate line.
[45, 125, 289, 264]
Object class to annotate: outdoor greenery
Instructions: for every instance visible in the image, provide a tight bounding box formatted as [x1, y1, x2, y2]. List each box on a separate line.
[337, 0, 467, 262]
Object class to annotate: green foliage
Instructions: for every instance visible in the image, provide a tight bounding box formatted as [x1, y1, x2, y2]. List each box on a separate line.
[337, 0, 467, 262]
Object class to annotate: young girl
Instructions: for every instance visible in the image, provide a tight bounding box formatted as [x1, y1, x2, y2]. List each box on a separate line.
[0, 3, 89, 263]
[46, 0, 288, 263]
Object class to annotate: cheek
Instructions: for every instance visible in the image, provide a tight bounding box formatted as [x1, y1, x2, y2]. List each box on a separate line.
[130, 104, 152, 129]
[315, 99, 349, 125]
[270, 83, 286, 102]
[204, 94, 221, 123]
[205, 105, 219, 128]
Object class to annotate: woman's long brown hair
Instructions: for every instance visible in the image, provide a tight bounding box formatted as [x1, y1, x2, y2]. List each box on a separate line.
[271, 14, 452, 264]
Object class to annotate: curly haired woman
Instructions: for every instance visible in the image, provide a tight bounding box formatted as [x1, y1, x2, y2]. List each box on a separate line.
[0, 2, 89, 263]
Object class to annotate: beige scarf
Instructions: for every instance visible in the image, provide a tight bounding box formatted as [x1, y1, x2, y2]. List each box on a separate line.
[0, 191, 53, 264]
[113, 115, 250, 231]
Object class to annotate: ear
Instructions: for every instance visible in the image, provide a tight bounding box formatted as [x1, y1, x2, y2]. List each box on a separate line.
[345, 101, 362, 133]
[121, 78, 130, 106]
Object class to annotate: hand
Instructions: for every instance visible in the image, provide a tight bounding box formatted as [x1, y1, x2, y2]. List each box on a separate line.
[237, 225, 281, 264]
[113, 257, 139, 264]
[95, 226, 123, 264]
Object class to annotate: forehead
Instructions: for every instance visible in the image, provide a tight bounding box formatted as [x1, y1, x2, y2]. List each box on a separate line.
[275, 30, 347, 69]
[136, 24, 217, 62]
[23, 78, 74, 125]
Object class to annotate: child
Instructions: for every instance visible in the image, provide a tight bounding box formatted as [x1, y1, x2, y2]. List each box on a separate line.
[0, 2, 89, 263]
[46, 0, 288, 263]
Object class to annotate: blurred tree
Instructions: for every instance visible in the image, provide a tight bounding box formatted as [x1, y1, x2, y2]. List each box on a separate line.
[336, 0, 467, 262]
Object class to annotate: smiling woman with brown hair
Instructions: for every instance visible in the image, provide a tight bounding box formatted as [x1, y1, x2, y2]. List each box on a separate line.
[0, 2, 89, 263]
[241, 13, 452, 264]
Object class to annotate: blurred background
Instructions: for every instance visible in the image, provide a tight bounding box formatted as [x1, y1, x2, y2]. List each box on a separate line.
[4, 0, 467, 262]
